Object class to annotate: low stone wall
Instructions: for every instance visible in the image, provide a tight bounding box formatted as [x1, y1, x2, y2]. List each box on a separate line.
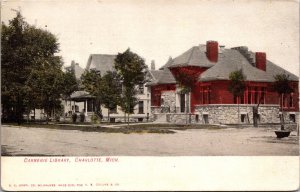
[194, 104, 281, 124]
[167, 113, 196, 124]
[151, 106, 162, 114]
[150, 104, 298, 125]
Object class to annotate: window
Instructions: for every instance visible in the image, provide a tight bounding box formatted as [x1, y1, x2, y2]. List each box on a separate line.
[247, 87, 252, 104]
[289, 93, 294, 108]
[200, 86, 211, 104]
[246, 86, 266, 104]
[180, 93, 185, 113]
[138, 84, 144, 94]
[254, 87, 258, 104]
[240, 94, 244, 104]
[138, 101, 144, 114]
[110, 105, 117, 113]
[203, 114, 209, 124]
[234, 96, 237, 104]
[283, 95, 288, 108]
[241, 114, 246, 123]
[261, 87, 266, 104]
[138, 118, 144, 122]
[289, 114, 296, 123]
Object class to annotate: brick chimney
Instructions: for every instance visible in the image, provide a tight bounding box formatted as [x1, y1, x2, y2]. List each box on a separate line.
[206, 41, 218, 62]
[255, 52, 266, 71]
[71, 60, 76, 67]
[151, 60, 155, 70]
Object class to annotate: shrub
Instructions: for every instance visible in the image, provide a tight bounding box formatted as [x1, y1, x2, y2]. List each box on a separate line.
[72, 113, 77, 123]
[80, 112, 85, 122]
[91, 114, 99, 124]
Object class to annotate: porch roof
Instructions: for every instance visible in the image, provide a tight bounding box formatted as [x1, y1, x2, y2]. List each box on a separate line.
[69, 91, 95, 101]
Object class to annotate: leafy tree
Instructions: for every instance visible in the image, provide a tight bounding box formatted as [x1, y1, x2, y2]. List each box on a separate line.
[119, 86, 138, 123]
[273, 73, 293, 130]
[26, 57, 64, 123]
[62, 68, 79, 100]
[228, 69, 246, 124]
[1, 12, 62, 124]
[114, 48, 147, 123]
[81, 70, 103, 120]
[100, 71, 122, 122]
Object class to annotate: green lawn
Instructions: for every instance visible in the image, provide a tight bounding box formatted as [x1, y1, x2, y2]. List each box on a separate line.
[3, 122, 223, 134]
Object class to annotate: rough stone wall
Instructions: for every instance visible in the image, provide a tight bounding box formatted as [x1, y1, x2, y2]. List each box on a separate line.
[161, 91, 176, 113]
[151, 106, 162, 114]
[282, 112, 299, 124]
[167, 113, 196, 124]
[194, 104, 281, 124]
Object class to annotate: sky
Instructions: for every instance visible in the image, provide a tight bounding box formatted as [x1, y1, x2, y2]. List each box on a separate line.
[1, 0, 299, 75]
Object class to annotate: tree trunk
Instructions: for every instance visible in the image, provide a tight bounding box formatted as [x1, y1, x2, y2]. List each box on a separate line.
[127, 113, 130, 125]
[27, 110, 30, 123]
[108, 109, 110, 123]
[185, 92, 189, 124]
[238, 96, 240, 125]
[46, 102, 49, 124]
[46, 112, 49, 124]
[253, 106, 258, 128]
[281, 93, 285, 130]
[16, 95, 21, 125]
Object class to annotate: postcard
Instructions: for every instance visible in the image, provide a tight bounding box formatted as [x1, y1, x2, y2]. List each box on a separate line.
[1, 0, 299, 191]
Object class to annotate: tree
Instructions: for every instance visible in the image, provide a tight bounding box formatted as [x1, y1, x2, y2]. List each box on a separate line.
[228, 69, 246, 124]
[26, 57, 64, 123]
[81, 69, 103, 120]
[61, 68, 79, 120]
[119, 86, 138, 123]
[1, 11, 62, 124]
[62, 68, 79, 100]
[100, 71, 122, 122]
[273, 73, 293, 130]
[114, 48, 147, 123]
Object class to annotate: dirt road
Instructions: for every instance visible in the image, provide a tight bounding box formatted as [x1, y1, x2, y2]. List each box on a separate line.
[1, 125, 298, 156]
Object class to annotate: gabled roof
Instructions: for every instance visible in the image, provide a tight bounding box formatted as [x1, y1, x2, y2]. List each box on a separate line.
[149, 70, 162, 80]
[167, 45, 215, 68]
[147, 57, 177, 86]
[145, 70, 161, 86]
[156, 67, 176, 84]
[146, 67, 176, 86]
[85, 54, 116, 76]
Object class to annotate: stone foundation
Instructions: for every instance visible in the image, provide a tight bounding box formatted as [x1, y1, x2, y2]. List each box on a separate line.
[167, 113, 196, 124]
[194, 104, 282, 124]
